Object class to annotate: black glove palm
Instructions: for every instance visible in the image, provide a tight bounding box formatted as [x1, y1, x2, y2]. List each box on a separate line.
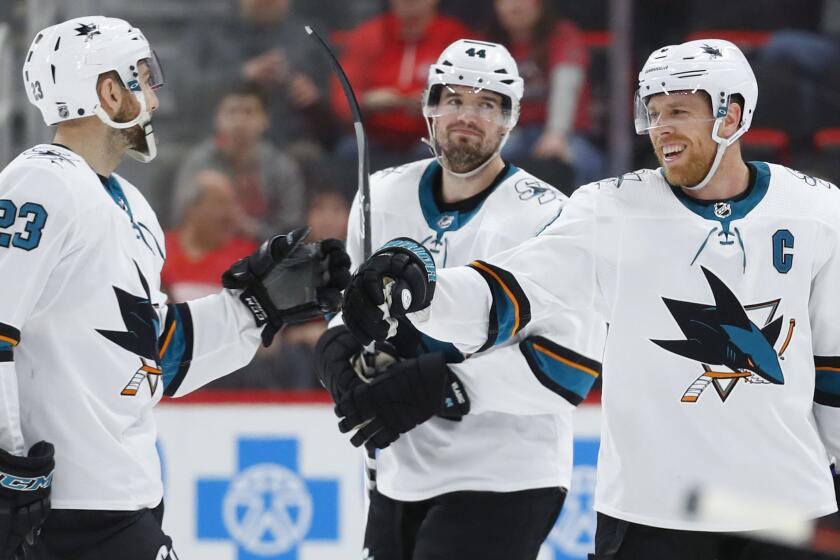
[0, 441, 54, 558]
[223, 228, 351, 346]
[335, 353, 470, 451]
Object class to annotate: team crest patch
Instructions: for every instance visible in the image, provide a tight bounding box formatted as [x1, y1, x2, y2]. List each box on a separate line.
[652, 267, 795, 403]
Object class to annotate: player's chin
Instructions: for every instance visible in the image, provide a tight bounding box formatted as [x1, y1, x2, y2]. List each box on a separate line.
[126, 126, 150, 153]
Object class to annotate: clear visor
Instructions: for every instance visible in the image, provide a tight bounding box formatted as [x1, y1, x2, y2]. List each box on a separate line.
[634, 89, 716, 135]
[425, 85, 511, 127]
[136, 51, 165, 92]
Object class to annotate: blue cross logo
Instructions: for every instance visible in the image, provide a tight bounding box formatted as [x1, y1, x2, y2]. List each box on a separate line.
[197, 438, 339, 559]
[545, 438, 599, 559]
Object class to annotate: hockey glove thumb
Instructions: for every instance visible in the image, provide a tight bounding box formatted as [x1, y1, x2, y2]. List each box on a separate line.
[0, 441, 54, 558]
[342, 238, 436, 345]
[335, 352, 469, 451]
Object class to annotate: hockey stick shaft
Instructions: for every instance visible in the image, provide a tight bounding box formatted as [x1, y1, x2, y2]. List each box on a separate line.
[305, 24, 379, 485]
[304, 25, 372, 260]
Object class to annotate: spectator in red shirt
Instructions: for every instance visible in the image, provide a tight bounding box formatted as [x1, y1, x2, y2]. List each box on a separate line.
[162, 169, 257, 303]
[488, 0, 605, 186]
[332, 0, 472, 163]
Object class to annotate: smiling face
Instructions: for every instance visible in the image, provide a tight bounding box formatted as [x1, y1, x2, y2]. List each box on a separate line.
[646, 91, 719, 187]
[431, 84, 507, 174]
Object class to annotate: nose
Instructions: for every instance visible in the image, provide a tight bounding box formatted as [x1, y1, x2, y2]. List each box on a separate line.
[650, 124, 673, 143]
[146, 89, 160, 113]
[456, 106, 480, 124]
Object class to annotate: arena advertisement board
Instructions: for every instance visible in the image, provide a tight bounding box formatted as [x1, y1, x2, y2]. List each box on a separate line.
[155, 393, 601, 560]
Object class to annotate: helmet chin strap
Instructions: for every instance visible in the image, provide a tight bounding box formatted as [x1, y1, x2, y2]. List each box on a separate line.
[680, 118, 729, 191]
[93, 91, 157, 163]
[423, 116, 510, 179]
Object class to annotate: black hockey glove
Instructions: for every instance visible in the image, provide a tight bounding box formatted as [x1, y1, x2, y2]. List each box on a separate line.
[315, 326, 402, 404]
[223, 227, 351, 346]
[335, 352, 470, 451]
[342, 238, 436, 345]
[0, 441, 54, 558]
[315, 326, 365, 403]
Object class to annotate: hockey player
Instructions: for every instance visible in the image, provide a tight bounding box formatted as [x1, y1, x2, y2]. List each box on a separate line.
[0, 16, 350, 559]
[341, 39, 840, 559]
[315, 40, 585, 560]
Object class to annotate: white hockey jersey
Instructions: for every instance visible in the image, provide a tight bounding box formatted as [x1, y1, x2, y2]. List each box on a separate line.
[341, 158, 592, 501]
[410, 162, 840, 531]
[0, 144, 261, 510]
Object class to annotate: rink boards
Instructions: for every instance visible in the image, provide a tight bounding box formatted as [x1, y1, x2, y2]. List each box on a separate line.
[155, 392, 602, 560]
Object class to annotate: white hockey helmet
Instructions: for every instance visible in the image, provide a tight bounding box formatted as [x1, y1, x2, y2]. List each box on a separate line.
[422, 39, 524, 177]
[635, 39, 758, 190]
[22, 16, 164, 162]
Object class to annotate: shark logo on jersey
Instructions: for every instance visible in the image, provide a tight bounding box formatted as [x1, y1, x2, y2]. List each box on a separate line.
[598, 170, 647, 190]
[23, 146, 79, 168]
[652, 266, 796, 403]
[784, 167, 837, 191]
[96, 262, 163, 397]
[514, 178, 560, 204]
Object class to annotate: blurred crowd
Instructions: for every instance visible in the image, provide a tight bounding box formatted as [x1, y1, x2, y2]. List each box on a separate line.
[8, 0, 839, 390]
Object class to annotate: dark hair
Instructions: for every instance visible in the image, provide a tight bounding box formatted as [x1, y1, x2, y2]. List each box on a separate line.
[486, 0, 557, 76]
[220, 81, 270, 111]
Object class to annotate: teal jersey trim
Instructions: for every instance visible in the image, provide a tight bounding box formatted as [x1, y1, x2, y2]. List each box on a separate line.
[669, 161, 771, 225]
[519, 335, 602, 406]
[418, 160, 519, 234]
[101, 175, 163, 257]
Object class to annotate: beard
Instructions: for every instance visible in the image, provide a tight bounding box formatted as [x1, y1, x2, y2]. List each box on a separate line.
[112, 94, 151, 155]
[436, 123, 503, 174]
[655, 136, 717, 187]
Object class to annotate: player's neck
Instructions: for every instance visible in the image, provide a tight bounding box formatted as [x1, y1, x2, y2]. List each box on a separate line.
[53, 123, 124, 176]
[682, 147, 750, 202]
[440, 156, 505, 204]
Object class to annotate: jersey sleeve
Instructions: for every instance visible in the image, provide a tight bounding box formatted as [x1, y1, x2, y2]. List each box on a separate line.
[449, 332, 602, 415]
[0, 165, 80, 453]
[409, 184, 603, 353]
[811, 217, 840, 465]
[159, 290, 262, 397]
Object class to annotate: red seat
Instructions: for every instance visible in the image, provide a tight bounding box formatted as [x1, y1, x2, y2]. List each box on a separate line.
[742, 128, 791, 162]
[814, 128, 840, 151]
[582, 30, 612, 50]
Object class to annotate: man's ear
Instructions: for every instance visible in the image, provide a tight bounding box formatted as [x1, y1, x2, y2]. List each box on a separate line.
[719, 100, 743, 139]
[97, 75, 125, 118]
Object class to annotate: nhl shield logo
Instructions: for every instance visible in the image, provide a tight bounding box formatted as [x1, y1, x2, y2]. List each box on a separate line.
[713, 202, 731, 218]
[437, 214, 455, 229]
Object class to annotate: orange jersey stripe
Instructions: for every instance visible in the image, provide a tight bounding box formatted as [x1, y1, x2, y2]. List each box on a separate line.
[159, 321, 177, 358]
[0, 335, 18, 346]
[816, 366, 840, 373]
[533, 342, 600, 378]
[470, 261, 521, 338]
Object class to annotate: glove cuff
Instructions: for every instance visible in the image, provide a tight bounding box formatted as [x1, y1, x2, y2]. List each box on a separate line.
[415, 353, 470, 419]
[375, 238, 436, 312]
